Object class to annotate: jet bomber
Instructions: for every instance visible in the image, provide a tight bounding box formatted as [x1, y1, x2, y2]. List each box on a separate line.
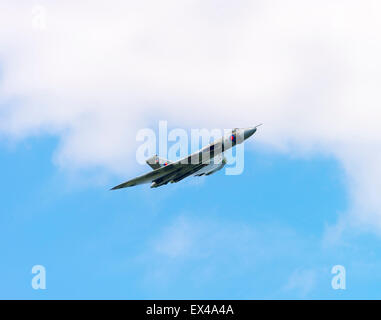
[111, 125, 260, 190]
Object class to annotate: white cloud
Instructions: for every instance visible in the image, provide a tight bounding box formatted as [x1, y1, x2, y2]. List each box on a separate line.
[153, 216, 196, 259]
[284, 268, 318, 297]
[1, 1, 381, 230]
[141, 214, 309, 296]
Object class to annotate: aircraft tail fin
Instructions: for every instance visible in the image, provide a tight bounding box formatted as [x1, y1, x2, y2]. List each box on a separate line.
[146, 155, 171, 170]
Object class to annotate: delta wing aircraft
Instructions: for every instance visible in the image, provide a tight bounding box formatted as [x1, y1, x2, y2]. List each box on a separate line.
[111, 125, 260, 190]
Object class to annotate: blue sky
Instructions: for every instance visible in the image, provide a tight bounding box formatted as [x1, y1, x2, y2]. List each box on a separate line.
[1, 1, 381, 299]
[1, 133, 381, 299]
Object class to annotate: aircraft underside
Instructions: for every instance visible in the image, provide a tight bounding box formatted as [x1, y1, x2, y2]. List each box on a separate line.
[150, 154, 227, 188]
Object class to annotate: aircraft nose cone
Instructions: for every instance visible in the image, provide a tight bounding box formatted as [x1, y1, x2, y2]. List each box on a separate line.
[243, 127, 257, 140]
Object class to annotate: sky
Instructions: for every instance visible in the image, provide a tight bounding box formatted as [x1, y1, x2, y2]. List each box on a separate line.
[1, 0, 381, 299]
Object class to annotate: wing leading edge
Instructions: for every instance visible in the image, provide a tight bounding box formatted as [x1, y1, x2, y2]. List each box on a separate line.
[111, 162, 208, 190]
[111, 162, 180, 190]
